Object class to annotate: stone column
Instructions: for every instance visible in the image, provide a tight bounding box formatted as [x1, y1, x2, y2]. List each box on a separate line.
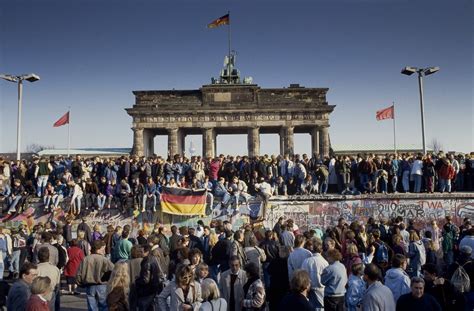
[131, 128, 144, 157]
[286, 126, 294, 156]
[247, 126, 260, 157]
[320, 126, 330, 157]
[311, 127, 320, 158]
[143, 129, 155, 157]
[178, 129, 185, 156]
[202, 127, 215, 158]
[279, 128, 285, 155]
[168, 128, 179, 157]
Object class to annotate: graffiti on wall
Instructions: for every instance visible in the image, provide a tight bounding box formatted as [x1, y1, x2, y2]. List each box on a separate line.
[265, 198, 474, 232]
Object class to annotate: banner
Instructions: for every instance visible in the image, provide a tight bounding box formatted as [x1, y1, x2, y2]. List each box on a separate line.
[160, 187, 207, 216]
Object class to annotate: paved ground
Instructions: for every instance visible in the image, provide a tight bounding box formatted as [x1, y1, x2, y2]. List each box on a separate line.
[60, 292, 87, 311]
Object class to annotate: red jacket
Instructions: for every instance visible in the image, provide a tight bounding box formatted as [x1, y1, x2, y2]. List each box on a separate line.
[26, 295, 49, 311]
[64, 246, 85, 277]
[438, 163, 455, 180]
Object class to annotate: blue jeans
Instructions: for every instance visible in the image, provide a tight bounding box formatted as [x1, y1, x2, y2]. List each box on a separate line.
[413, 174, 422, 193]
[43, 195, 53, 208]
[86, 284, 107, 311]
[142, 194, 157, 211]
[379, 178, 388, 193]
[37, 175, 49, 197]
[10, 250, 20, 274]
[0, 257, 4, 280]
[97, 194, 106, 209]
[360, 173, 369, 192]
[52, 194, 63, 208]
[392, 175, 398, 192]
[319, 179, 328, 194]
[439, 179, 451, 193]
[8, 196, 22, 213]
[402, 171, 410, 192]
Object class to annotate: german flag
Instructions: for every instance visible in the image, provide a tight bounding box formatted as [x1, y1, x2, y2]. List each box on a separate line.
[207, 14, 230, 28]
[160, 187, 207, 216]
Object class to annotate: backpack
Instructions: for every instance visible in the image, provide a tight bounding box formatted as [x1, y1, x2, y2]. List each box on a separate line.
[375, 242, 389, 266]
[451, 261, 471, 293]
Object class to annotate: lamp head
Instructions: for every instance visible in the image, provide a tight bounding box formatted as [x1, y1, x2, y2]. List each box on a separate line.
[424, 67, 440, 76]
[23, 73, 40, 82]
[0, 74, 18, 83]
[401, 66, 417, 76]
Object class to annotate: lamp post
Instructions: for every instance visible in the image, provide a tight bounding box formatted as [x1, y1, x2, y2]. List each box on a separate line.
[401, 66, 439, 155]
[0, 73, 40, 160]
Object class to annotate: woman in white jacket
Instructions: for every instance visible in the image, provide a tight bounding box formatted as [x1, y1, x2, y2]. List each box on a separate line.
[158, 264, 202, 311]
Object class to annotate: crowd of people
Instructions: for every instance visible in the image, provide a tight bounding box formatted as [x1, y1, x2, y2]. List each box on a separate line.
[0, 213, 473, 310]
[1, 151, 473, 217]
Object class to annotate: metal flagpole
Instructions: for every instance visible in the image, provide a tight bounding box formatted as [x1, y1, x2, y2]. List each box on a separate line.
[393, 101, 397, 154]
[227, 11, 231, 84]
[67, 107, 71, 157]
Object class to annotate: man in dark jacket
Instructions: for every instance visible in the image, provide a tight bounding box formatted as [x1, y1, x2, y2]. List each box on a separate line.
[396, 277, 442, 310]
[422, 263, 465, 311]
[6, 262, 37, 311]
[135, 244, 167, 310]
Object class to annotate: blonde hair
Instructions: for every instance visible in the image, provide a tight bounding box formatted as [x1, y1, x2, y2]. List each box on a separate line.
[201, 278, 220, 301]
[107, 262, 130, 297]
[209, 232, 219, 247]
[409, 230, 420, 242]
[77, 230, 86, 240]
[346, 243, 358, 256]
[31, 276, 51, 295]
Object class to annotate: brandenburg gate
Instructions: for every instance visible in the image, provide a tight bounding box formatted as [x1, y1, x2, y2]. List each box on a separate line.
[127, 55, 335, 158]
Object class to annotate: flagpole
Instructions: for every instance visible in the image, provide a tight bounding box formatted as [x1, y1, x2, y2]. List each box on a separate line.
[392, 101, 397, 154]
[227, 11, 231, 84]
[67, 107, 71, 157]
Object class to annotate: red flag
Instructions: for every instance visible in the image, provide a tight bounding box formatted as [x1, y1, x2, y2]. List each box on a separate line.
[376, 105, 394, 121]
[53, 111, 69, 127]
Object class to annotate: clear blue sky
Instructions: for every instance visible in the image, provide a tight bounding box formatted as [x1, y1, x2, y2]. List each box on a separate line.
[1, 0, 472, 156]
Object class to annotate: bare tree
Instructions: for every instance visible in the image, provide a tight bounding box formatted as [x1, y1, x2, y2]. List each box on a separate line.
[26, 143, 55, 154]
[429, 138, 444, 154]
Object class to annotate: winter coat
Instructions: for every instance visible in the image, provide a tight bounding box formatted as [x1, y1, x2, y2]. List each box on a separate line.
[384, 267, 411, 303]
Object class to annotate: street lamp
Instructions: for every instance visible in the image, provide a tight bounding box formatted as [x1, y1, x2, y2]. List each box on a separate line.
[1, 73, 40, 160]
[401, 66, 439, 155]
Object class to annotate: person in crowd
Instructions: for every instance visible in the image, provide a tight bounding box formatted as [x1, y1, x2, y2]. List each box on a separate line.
[63, 239, 84, 295]
[6, 262, 38, 311]
[26, 276, 52, 311]
[288, 235, 313, 279]
[361, 263, 396, 311]
[244, 235, 266, 278]
[219, 255, 248, 311]
[158, 264, 202, 311]
[242, 262, 266, 311]
[200, 278, 227, 311]
[106, 261, 130, 311]
[396, 277, 442, 310]
[384, 254, 411, 303]
[76, 240, 114, 311]
[278, 269, 313, 311]
[346, 263, 366, 311]
[301, 237, 328, 310]
[321, 249, 347, 311]
[267, 245, 290, 310]
[422, 263, 465, 310]
[36, 247, 61, 311]
[407, 230, 426, 277]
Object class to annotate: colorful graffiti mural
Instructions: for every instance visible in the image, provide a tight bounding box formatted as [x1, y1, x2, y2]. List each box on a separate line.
[1, 196, 474, 235]
[265, 197, 474, 232]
